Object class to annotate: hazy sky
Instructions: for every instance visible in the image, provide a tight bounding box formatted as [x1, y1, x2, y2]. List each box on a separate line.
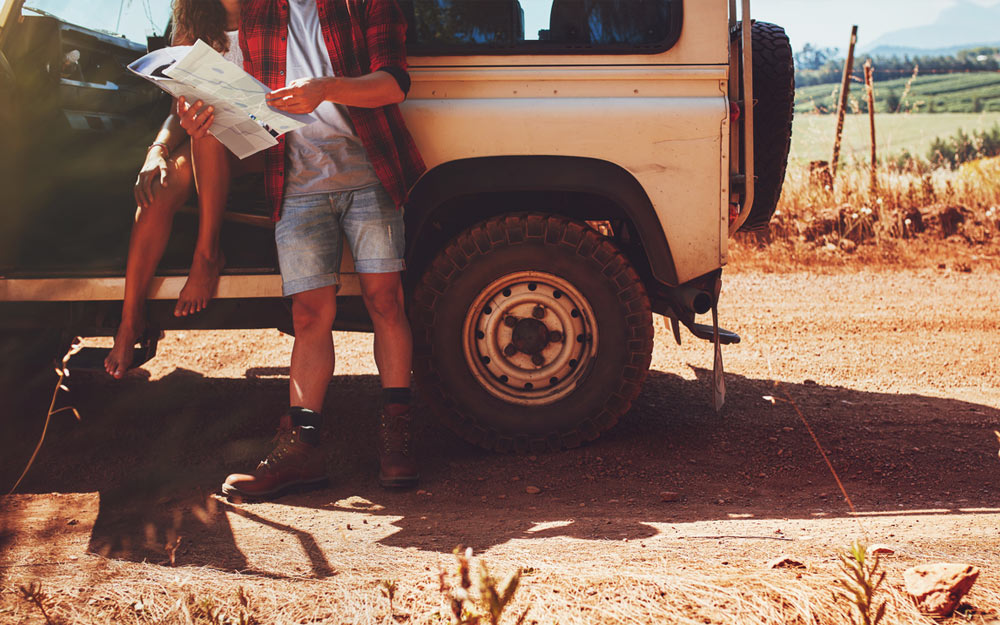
[22, 0, 1000, 51]
[752, 0, 1000, 51]
[519, 1, 1000, 52]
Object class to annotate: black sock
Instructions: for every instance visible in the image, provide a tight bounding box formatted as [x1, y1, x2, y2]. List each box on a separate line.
[288, 406, 321, 446]
[381, 387, 412, 407]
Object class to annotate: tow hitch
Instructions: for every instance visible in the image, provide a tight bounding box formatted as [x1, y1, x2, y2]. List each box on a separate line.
[654, 275, 741, 411]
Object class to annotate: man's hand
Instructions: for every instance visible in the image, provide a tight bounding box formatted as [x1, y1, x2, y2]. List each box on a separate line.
[177, 96, 215, 139]
[134, 149, 170, 210]
[266, 77, 332, 115]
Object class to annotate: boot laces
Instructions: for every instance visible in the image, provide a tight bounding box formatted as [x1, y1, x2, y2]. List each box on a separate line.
[381, 413, 412, 456]
[261, 424, 298, 469]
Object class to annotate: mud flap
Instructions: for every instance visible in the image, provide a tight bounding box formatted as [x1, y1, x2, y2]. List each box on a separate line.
[711, 301, 726, 413]
[670, 316, 682, 345]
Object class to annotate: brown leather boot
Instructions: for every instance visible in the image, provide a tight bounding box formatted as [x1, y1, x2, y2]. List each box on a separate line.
[222, 413, 327, 500]
[378, 405, 419, 488]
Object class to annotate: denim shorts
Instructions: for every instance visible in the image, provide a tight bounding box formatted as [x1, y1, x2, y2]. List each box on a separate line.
[275, 184, 406, 296]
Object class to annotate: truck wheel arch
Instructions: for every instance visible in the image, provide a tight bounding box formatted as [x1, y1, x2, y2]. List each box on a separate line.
[403, 156, 679, 286]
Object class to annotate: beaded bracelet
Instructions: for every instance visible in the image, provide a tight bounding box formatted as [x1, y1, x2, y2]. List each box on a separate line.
[148, 141, 171, 158]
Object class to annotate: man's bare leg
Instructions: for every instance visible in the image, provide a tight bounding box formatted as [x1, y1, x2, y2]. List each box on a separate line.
[105, 145, 194, 378]
[360, 271, 417, 487]
[359, 272, 412, 388]
[289, 286, 339, 411]
[175, 133, 230, 317]
[221, 285, 334, 500]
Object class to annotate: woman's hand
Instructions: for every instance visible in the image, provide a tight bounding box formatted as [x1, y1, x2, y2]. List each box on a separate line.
[266, 77, 331, 114]
[177, 96, 215, 139]
[134, 148, 170, 210]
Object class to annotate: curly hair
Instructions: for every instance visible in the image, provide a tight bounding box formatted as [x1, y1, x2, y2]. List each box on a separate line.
[172, 0, 230, 53]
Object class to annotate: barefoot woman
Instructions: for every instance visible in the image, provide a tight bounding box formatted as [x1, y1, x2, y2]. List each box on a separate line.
[106, 0, 255, 378]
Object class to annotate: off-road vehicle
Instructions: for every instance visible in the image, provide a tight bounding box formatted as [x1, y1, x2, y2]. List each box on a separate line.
[0, 0, 793, 451]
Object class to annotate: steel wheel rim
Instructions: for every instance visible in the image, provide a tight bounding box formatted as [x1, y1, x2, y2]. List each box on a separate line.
[462, 271, 598, 406]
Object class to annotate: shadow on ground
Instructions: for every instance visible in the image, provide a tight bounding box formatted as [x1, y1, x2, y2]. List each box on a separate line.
[2, 366, 999, 579]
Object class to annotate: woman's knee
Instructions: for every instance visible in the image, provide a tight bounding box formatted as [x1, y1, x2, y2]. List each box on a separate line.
[192, 132, 225, 155]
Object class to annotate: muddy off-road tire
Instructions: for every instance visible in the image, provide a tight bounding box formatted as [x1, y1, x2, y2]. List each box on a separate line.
[739, 20, 795, 232]
[411, 215, 654, 453]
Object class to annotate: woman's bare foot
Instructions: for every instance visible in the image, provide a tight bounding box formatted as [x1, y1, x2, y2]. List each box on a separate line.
[105, 323, 143, 379]
[175, 251, 224, 317]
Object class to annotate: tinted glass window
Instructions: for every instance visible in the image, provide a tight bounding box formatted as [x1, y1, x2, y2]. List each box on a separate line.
[402, 0, 682, 55]
[23, 0, 170, 44]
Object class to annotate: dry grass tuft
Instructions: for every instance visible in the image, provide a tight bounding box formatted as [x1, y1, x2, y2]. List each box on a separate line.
[7, 339, 83, 495]
[833, 542, 887, 625]
[439, 547, 527, 625]
[2, 553, 998, 624]
[18, 581, 57, 625]
[733, 157, 1000, 271]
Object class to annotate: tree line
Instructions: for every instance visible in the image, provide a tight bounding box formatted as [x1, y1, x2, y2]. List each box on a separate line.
[795, 44, 1000, 87]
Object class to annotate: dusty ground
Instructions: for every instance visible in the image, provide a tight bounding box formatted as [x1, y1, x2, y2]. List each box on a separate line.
[2, 265, 1000, 624]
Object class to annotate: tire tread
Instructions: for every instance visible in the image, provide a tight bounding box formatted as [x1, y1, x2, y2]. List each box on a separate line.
[412, 214, 653, 452]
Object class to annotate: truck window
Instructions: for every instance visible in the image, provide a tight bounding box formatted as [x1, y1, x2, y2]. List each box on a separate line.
[403, 0, 682, 55]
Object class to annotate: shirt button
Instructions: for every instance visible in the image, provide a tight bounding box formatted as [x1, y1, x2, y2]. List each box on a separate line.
[279, 70, 285, 75]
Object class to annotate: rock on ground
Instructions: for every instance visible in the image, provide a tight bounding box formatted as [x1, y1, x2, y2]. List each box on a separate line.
[903, 563, 980, 617]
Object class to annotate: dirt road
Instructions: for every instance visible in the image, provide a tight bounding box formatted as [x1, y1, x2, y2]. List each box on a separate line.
[2, 267, 1000, 624]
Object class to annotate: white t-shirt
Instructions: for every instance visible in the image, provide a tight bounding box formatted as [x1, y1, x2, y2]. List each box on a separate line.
[283, 0, 379, 196]
[223, 30, 243, 66]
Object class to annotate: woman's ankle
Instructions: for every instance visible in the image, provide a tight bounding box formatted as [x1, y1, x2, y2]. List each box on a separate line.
[192, 246, 223, 263]
[116, 317, 144, 338]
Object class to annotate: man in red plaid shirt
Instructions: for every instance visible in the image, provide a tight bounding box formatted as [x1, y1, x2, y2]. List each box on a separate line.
[181, 0, 425, 499]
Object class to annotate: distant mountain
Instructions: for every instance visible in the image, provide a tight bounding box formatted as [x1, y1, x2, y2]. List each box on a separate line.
[863, 0, 1000, 55]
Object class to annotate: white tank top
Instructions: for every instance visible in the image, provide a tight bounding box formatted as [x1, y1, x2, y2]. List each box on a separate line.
[222, 30, 243, 66]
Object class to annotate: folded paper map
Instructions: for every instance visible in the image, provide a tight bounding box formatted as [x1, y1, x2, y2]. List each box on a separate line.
[128, 40, 313, 159]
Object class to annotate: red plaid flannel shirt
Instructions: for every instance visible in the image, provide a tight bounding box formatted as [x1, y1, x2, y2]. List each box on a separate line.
[239, 0, 426, 220]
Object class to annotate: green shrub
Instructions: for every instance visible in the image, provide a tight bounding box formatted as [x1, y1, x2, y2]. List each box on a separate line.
[927, 123, 1000, 167]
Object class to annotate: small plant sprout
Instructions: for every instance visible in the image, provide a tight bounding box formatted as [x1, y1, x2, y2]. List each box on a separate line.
[165, 534, 183, 567]
[179, 588, 256, 625]
[19, 581, 56, 625]
[833, 541, 887, 625]
[477, 559, 523, 625]
[7, 338, 83, 495]
[379, 579, 397, 616]
[441, 547, 528, 625]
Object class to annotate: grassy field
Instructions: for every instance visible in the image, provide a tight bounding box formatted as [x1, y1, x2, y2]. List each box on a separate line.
[795, 71, 1000, 115]
[789, 112, 1000, 163]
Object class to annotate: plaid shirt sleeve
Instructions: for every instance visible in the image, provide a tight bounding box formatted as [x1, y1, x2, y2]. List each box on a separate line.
[365, 0, 409, 74]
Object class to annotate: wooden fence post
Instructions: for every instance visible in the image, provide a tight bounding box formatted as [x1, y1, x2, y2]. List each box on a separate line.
[831, 25, 858, 183]
[864, 59, 877, 198]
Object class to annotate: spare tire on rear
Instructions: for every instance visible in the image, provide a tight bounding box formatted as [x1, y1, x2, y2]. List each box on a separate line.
[738, 21, 795, 233]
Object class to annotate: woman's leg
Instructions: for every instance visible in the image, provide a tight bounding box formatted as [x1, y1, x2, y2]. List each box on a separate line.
[175, 133, 232, 317]
[106, 143, 195, 378]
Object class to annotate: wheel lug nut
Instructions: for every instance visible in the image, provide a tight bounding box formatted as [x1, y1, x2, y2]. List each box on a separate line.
[532, 354, 545, 366]
[548, 331, 564, 343]
[504, 315, 518, 328]
[504, 344, 518, 357]
[532, 306, 546, 319]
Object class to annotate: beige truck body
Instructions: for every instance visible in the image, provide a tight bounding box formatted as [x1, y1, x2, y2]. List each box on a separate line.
[0, 0, 742, 302]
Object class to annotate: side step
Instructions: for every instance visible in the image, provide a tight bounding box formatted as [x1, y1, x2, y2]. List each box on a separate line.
[68, 332, 161, 373]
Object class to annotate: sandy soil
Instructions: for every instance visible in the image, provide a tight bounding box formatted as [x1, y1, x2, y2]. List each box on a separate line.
[2, 266, 1000, 624]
